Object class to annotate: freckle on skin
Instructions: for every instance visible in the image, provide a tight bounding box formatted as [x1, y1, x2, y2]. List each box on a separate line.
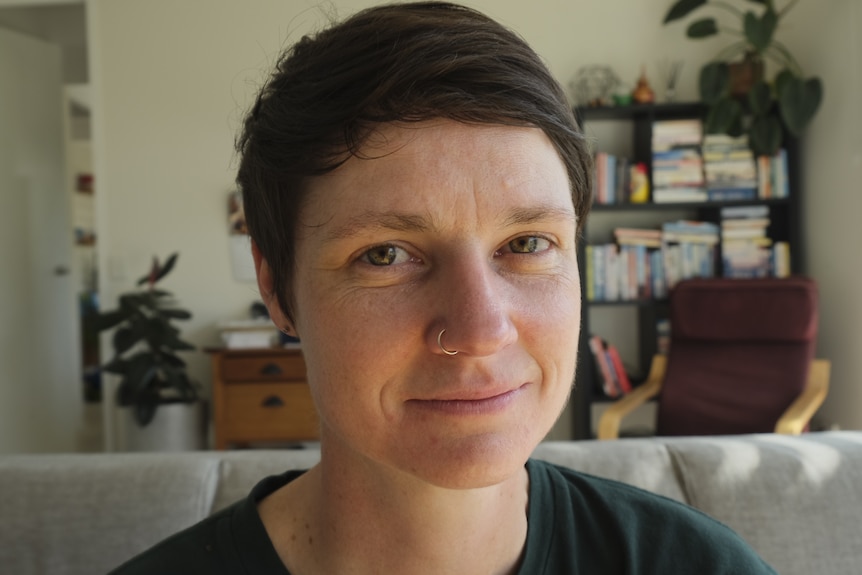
[309, 536, 314, 545]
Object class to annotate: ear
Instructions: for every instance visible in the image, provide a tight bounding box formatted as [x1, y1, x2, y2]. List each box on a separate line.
[251, 240, 296, 336]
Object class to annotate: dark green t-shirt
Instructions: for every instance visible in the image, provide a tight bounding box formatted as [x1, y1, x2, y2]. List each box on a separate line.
[109, 459, 776, 574]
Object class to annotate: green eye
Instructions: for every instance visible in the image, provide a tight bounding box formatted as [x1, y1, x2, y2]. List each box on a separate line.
[508, 236, 549, 254]
[364, 245, 403, 266]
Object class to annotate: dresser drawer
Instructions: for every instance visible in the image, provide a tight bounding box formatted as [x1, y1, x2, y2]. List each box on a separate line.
[222, 382, 319, 441]
[221, 353, 306, 382]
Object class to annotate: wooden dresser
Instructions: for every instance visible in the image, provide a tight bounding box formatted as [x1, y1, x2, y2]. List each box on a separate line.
[209, 348, 319, 449]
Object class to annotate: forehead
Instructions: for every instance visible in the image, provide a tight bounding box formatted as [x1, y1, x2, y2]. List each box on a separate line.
[298, 120, 574, 232]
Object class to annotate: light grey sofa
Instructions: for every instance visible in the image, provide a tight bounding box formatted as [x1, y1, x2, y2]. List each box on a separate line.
[2, 432, 860, 575]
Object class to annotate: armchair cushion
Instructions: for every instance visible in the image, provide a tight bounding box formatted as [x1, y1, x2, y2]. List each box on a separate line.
[657, 278, 818, 436]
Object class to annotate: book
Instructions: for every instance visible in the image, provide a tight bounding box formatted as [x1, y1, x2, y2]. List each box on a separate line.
[605, 342, 633, 394]
[589, 335, 620, 397]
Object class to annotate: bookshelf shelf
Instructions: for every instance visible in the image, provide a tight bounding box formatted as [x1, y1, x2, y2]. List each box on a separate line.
[571, 102, 803, 440]
[590, 197, 791, 212]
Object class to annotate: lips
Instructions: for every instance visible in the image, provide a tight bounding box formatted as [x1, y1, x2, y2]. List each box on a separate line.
[406, 383, 529, 415]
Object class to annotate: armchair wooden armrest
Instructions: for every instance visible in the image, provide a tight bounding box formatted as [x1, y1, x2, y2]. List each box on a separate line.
[597, 355, 667, 440]
[775, 359, 830, 435]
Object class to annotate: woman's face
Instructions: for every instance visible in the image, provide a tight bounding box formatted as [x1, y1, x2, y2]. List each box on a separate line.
[277, 120, 580, 488]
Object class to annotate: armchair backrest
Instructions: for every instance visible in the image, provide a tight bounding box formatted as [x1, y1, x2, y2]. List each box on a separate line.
[657, 277, 818, 436]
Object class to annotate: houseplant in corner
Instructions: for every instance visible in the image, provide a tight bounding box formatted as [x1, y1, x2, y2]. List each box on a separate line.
[663, 0, 822, 156]
[96, 253, 204, 451]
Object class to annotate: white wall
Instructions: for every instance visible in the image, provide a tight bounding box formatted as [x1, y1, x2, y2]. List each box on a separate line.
[779, 0, 862, 430]
[87, 0, 862, 440]
[0, 26, 81, 453]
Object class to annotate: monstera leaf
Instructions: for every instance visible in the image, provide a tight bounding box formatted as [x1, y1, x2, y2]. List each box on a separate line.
[743, 9, 777, 53]
[699, 62, 730, 104]
[748, 81, 772, 115]
[749, 114, 783, 156]
[705, 98, 742, 135]
[663, 0, 708, 23]
[779, 76, 823, 136]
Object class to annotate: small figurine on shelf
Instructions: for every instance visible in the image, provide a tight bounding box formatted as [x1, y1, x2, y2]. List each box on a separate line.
[631, 66, 655, 104]
[629, 162, 650, 203]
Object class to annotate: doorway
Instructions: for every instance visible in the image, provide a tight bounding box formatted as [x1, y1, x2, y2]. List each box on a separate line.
[0, 1, 100, 452]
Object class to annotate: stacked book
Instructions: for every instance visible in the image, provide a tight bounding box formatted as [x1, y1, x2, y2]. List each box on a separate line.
[720, 205, 790, 278]
[702, 134, 757, 201]
[651, 119, 706, 203]
[661, 220, 719, 288]
[217, 319, 280, 349]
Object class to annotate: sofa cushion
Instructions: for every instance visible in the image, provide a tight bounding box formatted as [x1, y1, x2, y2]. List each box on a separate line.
[666, 432, 862, 575]
[0, 453, 220, 575]
[533, 439, 686, 502]
[213, 448, 323, 511]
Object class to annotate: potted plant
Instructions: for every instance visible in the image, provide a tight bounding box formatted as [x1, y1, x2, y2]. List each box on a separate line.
[96, 253, 204, 449]
[663, 0, 822, 156]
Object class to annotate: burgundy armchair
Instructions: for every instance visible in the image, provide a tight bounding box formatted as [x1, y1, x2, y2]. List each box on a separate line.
[598, 277, 830, 439]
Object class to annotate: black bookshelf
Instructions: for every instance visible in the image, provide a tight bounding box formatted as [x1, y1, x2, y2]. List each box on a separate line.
[571, 102, 804, 440]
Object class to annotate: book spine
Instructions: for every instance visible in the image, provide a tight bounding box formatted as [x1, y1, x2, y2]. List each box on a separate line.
[589, 335, 619, 398]
[606, 343, 632, 394]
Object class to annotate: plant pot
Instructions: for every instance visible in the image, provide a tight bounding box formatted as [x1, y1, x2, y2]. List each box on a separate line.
[728, 54, 764, 97]
[116, 401, 207, 452]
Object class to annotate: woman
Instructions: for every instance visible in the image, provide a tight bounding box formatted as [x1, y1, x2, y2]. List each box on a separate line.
[110, 3, 776, 573]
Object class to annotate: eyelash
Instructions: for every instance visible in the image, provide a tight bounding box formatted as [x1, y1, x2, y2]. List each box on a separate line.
[358, 234, 555, 268]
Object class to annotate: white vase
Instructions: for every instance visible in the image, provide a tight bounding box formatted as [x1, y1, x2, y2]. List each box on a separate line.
[116, 401, 207, 452]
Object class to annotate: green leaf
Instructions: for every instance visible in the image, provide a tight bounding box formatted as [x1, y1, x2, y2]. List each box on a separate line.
[133, 396, 158, 426]
[705, 98, 742, 134]
[699, 62, 730, 104]
[113, 327, 143, 354]
[663, 0, 707, 24]
[103, 357, 129, 375]
[164, 333, 196, 351]
[779, 76, 822, 136]
[749, 114, 783, 156]
[161, 308, 192, 320]
[745, 0, 769, 4]
[687, 17, 718, 38]
[119, 294, 144, 311]
[161, 352, 188, 368]
[744, 9, 777, 53]
[154, 253, 178, 283]
[727, 115, 745, 138]
[748, 81, 773, 115]
[93, 310, 129, 332]
[774, 69, 795, 98]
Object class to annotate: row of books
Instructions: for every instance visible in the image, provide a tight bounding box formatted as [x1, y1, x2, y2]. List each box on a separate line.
[585, 220, 719, 302]
[593, 153, 650, 205]
[588, 335, 632, 398]
[595, 120, 791, 204]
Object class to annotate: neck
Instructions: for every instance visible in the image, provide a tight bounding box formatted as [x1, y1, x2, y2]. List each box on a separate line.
[261, 441, 530, 575]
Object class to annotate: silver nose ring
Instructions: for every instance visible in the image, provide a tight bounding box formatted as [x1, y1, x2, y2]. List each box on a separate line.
[437, 329, 458, 356]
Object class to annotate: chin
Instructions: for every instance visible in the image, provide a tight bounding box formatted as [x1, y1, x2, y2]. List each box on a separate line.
[393, 429, 542, 490]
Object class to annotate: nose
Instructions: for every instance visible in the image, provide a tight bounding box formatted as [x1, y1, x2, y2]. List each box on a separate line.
[430, 256, 518, 357]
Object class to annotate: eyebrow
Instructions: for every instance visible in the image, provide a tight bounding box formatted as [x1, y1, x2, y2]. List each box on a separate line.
[322, 204, 576, 243]
[323, 212, 432, 242]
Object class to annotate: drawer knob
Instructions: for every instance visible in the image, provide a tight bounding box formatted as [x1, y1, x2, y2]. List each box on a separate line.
[260, 363, 283, 376]
[261, 395, 285, 408]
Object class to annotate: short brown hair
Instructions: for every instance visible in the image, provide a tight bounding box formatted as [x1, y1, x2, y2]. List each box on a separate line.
[236, 1, 592, 323]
